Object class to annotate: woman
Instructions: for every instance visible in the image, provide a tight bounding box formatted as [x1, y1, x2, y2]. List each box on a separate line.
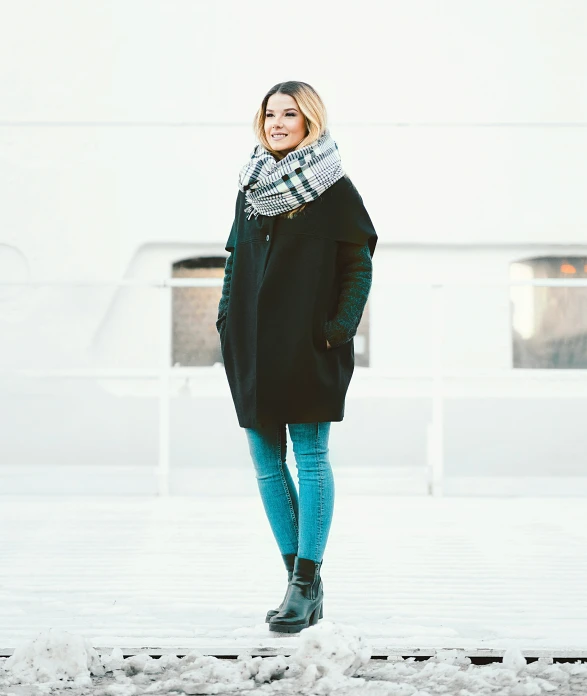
[216, 81, 377, 633]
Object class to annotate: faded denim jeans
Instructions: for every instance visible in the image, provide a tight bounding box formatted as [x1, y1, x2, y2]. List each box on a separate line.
[244, 422, 335, 563]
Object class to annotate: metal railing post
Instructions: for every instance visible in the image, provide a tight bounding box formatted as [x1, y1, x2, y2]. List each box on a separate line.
[157, 281, 172, 496]
[427, 284, 445, 496]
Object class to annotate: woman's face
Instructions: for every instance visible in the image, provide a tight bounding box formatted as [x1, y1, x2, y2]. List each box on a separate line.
[264, 93, 307, 156]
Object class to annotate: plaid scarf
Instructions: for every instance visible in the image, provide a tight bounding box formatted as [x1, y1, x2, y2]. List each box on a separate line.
[237, 129, 345, 220]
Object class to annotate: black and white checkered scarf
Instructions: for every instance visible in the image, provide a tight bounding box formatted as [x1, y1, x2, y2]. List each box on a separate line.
[237, 129, 345, 220]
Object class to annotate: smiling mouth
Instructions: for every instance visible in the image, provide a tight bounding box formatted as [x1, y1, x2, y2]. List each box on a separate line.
[272, 133, 288, 139]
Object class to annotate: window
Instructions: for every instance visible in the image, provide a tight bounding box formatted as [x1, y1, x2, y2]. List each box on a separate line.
[510, 256, 587, 369]
[172, 256, 226, 367]
[354, 305, 371, 367]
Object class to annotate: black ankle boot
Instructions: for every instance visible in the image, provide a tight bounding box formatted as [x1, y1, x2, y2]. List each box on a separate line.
[265, 553, 297, 623]
[268, 556, 323, 633]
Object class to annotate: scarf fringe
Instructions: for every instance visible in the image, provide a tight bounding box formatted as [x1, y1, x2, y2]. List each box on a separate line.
[245, 204, 259, 221]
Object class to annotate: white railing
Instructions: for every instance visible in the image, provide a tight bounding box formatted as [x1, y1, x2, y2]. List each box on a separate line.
[1, 277, 587, 496]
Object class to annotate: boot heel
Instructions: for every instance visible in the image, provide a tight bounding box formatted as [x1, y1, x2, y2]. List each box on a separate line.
[319, 602, 323, 619]
[310, 602, 323, 626]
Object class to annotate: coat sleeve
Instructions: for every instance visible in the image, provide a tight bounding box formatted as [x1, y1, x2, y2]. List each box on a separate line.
[319, 176, 377, 348]
[324, 242, 373, 348]
[216, 252, 233, 334]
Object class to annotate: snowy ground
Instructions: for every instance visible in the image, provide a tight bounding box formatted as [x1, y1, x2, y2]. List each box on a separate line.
[2, 627, 587, 695]
[1, 495, 586, 694]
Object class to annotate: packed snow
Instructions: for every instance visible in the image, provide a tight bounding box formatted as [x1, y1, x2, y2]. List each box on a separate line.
[1, 626, 587, 695]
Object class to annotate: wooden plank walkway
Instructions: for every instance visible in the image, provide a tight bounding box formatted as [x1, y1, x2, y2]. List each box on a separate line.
[1, 494, 586, 655]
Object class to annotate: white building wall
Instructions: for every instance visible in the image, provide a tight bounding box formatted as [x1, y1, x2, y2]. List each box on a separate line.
[1, 1, 586, 492]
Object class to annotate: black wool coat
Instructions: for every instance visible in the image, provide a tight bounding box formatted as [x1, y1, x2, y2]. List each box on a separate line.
[220, 174, 378, 429]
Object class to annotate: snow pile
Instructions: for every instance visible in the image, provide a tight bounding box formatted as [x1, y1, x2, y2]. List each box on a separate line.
[0, 622, 370, 694]
[102, 646, 180, 676]
[2, 628, 105, 687]
[433, 648, 472, 666]
[502, 643, 528, 673]
[359, 646, 587, 695]
[292, 619, 371, 686]
[2, 626, 587, 694]
[140, 649, 289, 693]
[137, 622, 368, 694]
[0, 634, 289, 693]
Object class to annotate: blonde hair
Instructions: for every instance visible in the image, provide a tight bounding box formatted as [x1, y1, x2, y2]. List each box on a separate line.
[252, 81, 328, 220]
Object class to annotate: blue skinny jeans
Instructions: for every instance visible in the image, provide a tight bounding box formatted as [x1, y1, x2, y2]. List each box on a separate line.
[244, 421, 335, 563]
